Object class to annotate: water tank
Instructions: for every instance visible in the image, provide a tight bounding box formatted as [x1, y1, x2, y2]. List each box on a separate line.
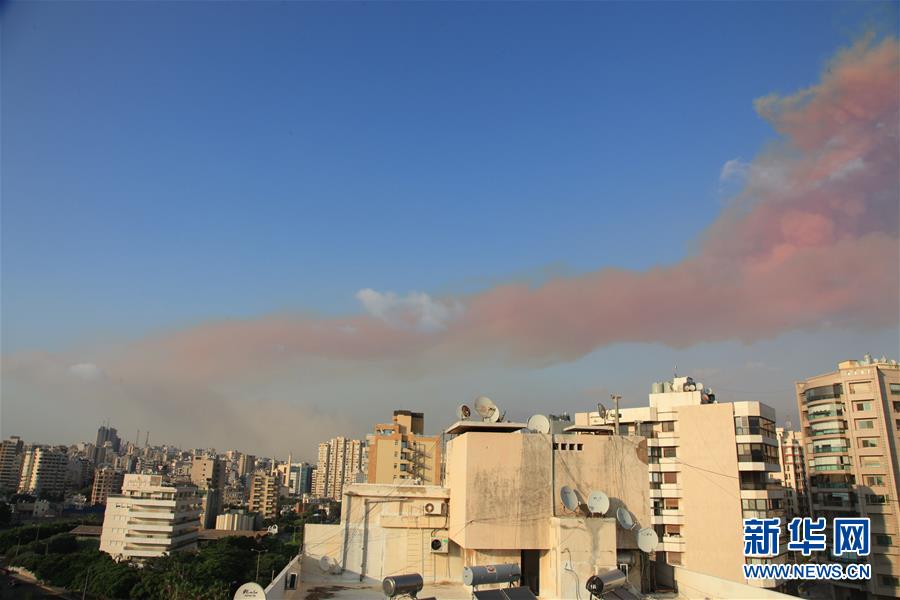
[383, 574, 424, 598]
[463, 564, 521, 586]
[651, 382, 663, 394]
[585, 569, 628, 596]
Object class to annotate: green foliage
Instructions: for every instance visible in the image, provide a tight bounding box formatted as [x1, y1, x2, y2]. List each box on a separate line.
[0, 501, 11, 526]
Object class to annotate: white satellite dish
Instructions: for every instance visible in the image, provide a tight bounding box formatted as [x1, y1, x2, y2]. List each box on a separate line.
[233, 582, 267, 599]
[457, 404, 472, 420]
[637, 527, 660, 553]
[319, 555, 336, 572]
[474, 396, 499, 422]
[560, 486, 579, 512]
[527, 414, 551, 434]
[267, 524, 279, 535]
[616, 507, 636, 530]
[587, 491, 610, 516]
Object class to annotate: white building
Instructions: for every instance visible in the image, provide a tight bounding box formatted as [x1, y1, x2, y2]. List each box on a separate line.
[17, 446, 67, 498]
[100, 474, 201, 561]
[215, 510, 256, 532]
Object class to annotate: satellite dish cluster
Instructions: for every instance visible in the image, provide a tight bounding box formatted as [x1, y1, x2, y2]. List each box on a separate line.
[457, 396, 504, 423]
[559, 486, 658, 554]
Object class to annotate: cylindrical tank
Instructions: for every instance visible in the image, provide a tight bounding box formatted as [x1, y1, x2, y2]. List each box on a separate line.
[651, 382, 663, 394]
[463, 564, 521, 586]
[382, 574, 424, 598]
[585, 569, 627, 596]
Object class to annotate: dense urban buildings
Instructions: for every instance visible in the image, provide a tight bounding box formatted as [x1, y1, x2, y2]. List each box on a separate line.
[575, 375, 786, 590]
[366, 410, 442, 485]
[99, 474, 201, 560]
[312, 436, 364, 500]
[190, 456, 227, 490]
[796, 355, 900, 599]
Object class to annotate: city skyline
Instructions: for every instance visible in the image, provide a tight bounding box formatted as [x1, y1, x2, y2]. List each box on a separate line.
[3, 2, 898, 458]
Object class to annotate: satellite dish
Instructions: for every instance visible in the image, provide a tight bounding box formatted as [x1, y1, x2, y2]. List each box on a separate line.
[473, 396, 499, 422]
[233, 582, 267, 599]
[489, 408, 502, 423]
[457, 404, 472, 420]
[319, 555, 336, 572]
[587, 491, 610, 516]
[527, 414, 551, 434]
[616, 507, 636, 530]
[637, 527, 660, 553]
[597, 402, 608, 421]
[267, 524, 278, 535]
[560, 486, 579, 512]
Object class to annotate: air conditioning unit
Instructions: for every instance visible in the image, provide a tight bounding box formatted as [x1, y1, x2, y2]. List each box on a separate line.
[430, 535, 449, 553]
[423, 501, 448, 515]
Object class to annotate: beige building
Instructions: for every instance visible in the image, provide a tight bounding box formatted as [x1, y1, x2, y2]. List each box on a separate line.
[99, 474, 201, 561]
[190, 456, 227, 490]
[796, 355, 900, 599]
[575, 376, 786, 590]
[18, 446, 68, 498]
[248, 470, 280, 520]
[238, 453, 256, 478]
[774, 427, 808, 520]
[91, 466, 125, 505]
[313, 437, 364, 500]
[304, 420, 653, 599]
[367, 410, 442, 485]
[0, 436, 24, 493]
[215, 509, 255, 532]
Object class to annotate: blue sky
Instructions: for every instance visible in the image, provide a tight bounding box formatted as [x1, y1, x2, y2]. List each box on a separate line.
[2, 2, 898, 454]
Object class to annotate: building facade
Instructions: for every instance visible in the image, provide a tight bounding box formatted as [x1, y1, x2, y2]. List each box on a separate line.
[18, 446, 68, 498]
[248, 470, 279, 520]
[796, 355, 900, 599]
[215, 510, 255, 532]
[313, 437, 364, 500]
[0, 436, 24, 493]
[100, 474, 201, 560]
[366, 410, 442, 485]
[774, 427, 809, 520]
[190, 457, 227, 490]
[91, 466, 125, 505]
[575, 375, 786, 589]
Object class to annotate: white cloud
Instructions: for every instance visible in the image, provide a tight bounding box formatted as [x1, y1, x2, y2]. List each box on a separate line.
[68, 363, 104, 381]
[356, 289, 463, 333]
[719, 158, 750, 182]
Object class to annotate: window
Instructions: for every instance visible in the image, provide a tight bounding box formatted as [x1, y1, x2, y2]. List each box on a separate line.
[804, 384, 842, 403]
[865, 475, 886, 486]
[856, 419, 875, 430]
[875, 534, 893, 546]
[859, 438, 879, 448]
[666, 552, 682, 566]
[737, 443, 778, 463]
[880, 575, 899, 587]
[890, 383, 900, 395]
[663, 472, 678, 484]
[734, 416, 776, 437]
[894, 401, 900, 411]
[854, 401, 872, 412]
[662, 446, 677, 458]
[661, 421, 675, 432]
[866, 494, 888, 505]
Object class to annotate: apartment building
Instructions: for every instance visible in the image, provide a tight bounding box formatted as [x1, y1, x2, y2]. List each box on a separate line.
[774, 427, 809, 519]
[796, 355, 900, 599]
[366, 410, 442, 485]
[91, 466, 125, 505]
[190, 457, 227, 490]
[18, 446, 68, 499]
[99, 474, 201, 561]
[313, 437, 364, 500]
[248, 470, 279, 520]
[575, 375, 786, 590]
[0, 436, 24, 493]
[277, 458, 313, 496]
[237, 453, 256, 478]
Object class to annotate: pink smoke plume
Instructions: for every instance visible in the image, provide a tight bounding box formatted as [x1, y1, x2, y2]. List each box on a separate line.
[103, 35, 899, 381]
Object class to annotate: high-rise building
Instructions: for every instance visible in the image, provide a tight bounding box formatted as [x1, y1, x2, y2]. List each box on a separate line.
[575, 375, 786, 590]
[0, 436, 24, 493]
[198, 487, 223, 529]
[276, 456, 313, 496]
[248, 470, 279, 520]
[238, 453, 256, 478]
[190, 457, 227, 490]
[313, 437, 364, 500]
[367, 410, 442, 485]
[93, 424, 121, 464]
[91, 466, 125, 505]
[18, 446, 68, 499]
[796, 354, 900, 599]
[100, 474, 201, 561]
[774, 427, 809, 519]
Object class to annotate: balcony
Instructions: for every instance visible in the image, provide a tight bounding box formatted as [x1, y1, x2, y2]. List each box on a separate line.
[803, 384, 842, 404]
